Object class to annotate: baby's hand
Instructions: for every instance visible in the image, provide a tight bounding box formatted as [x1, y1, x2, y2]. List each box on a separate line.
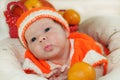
[43, 64, 68, 80]
[48, 73, 67, 80]
[46, 66, 68, 80]
[45, 69, 59, 78]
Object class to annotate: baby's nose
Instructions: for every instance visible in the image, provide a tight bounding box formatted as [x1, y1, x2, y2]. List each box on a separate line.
[39, 36, 47, 43]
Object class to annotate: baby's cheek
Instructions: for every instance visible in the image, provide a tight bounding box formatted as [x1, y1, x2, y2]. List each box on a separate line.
[29, 46, 41, 55]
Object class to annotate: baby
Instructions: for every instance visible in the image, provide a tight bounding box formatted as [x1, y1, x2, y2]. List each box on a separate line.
[17, 7, 108, 80]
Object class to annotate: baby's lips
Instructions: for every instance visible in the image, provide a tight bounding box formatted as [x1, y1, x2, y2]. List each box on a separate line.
[44, 44, 53, 52]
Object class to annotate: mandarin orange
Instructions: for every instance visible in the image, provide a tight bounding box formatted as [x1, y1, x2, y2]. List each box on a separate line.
[68, 62, 96, 80]
[63, 9, 80, 25]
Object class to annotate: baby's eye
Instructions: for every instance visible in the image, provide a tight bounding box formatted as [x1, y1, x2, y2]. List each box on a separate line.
[31, 37, 36, 42]
[45, 27, 50, 32]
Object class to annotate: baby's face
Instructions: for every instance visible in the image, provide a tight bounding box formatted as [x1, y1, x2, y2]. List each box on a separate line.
[25, 18, 69, 60]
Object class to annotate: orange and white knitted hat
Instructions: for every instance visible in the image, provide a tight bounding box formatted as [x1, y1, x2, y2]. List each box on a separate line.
[16, 7, 69, 48]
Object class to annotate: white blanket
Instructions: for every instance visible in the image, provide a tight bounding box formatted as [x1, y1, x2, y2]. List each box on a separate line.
[79, 15, 120, 80]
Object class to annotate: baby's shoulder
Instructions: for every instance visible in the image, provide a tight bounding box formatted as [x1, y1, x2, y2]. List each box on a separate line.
[69, 32, 95, 42]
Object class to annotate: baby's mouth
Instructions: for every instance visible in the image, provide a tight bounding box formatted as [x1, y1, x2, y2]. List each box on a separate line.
[44, 44, 53, 52]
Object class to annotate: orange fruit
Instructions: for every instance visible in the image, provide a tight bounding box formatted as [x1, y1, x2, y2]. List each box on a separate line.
[24, 0, 55, 10]
[68, 62, 96, 80]
[63, 9, 80, 25]
[24, 0, 42, 10]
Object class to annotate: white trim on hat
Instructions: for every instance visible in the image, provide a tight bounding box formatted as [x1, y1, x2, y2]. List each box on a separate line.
[18, 8, 69, 48]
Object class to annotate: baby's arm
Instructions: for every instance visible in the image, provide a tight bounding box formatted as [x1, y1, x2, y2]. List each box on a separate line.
[23, 59, 68, 80]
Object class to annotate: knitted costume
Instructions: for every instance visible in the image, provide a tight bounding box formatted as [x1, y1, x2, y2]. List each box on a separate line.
[23, 32, 108, 75]
[16, 7, 108, 79]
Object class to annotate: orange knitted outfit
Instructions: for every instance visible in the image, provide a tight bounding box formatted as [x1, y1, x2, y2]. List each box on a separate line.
[23, 32, 108, 76]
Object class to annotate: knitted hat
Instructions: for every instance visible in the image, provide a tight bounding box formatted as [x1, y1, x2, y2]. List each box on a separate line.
[16, 7, 69, 48]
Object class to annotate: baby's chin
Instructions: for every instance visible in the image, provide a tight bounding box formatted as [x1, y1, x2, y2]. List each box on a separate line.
[36, 53, 58, 60]
[43, 52, 62, 60]
[37, 47, 63, 60]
